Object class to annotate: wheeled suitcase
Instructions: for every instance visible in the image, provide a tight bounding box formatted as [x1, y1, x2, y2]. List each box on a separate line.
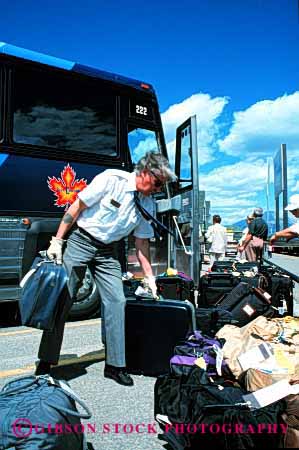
[199, 273, 240, 306]
[217, 282, 274, 326]
[156, 274, 195, 305]
[125, 297, 195, 376]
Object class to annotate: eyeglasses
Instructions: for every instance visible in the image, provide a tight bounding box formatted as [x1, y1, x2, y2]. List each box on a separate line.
[149, 170, 165, 188]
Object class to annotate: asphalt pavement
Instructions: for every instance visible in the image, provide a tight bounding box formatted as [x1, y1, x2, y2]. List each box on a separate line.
[0, 319, 163, 450]
[0, 253, 298, 450]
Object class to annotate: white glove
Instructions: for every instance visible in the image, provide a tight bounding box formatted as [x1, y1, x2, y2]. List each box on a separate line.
[144, 275, 158, 298]
[47, 237, 65, 264]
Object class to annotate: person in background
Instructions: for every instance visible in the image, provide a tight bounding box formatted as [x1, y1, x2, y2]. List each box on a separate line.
[35, 151, 176, 386]
[269, 195, 299, 244]
[236, 215, 254, 260]
[205, 214, 227, 269]
[238, 207, 268, 262]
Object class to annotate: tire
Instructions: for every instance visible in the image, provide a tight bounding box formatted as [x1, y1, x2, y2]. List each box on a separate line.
[68, 268, 101, 321]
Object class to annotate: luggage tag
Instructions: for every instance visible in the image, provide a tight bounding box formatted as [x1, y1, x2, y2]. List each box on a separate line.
[194, 357, 207, 370]
[213, 344, 223, 376]
[243, 379, 299, 410]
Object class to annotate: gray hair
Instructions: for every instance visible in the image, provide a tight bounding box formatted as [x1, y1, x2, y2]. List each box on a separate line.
[134, 151, 177, 181]
[253, 207, 263, 217]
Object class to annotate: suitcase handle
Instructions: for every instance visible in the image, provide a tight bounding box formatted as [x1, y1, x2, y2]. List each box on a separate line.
[207, 273, 237, 286]
[207, 272, 235, 279]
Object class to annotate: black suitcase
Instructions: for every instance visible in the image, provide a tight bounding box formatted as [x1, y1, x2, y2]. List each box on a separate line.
[217, 282, 274, 326]
[199, 273, 240, 306]
[156, 275, 194, 304]
[125, 297, 195, 376]
[260, 267, 294, 315]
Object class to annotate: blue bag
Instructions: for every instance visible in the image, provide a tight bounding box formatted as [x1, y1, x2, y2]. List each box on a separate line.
[0, 374, 91, 450]
[19, 257, 68, 331]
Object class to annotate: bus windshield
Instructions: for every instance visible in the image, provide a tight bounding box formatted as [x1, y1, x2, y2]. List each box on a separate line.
[127, 125, 162, 164]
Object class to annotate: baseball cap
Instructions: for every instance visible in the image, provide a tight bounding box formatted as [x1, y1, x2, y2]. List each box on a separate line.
[285, 194, 299, 211]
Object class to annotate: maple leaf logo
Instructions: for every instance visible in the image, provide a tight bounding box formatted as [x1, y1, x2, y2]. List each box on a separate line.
[48, 164, 87, 210]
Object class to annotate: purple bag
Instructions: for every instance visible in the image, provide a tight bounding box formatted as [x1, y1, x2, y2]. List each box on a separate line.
[171, 330, 230, 377]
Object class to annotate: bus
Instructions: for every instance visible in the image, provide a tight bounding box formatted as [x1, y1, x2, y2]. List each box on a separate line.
[0, 43, 201, 320]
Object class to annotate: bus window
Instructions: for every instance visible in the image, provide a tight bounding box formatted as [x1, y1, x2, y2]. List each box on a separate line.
[127, 125, 160, 164]
[13, 67, 117, 156]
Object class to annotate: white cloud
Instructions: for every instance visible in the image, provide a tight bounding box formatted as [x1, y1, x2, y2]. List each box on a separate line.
[200, 159, 268, 223]
[162, 93, 229, 167]
[218, 91, 299, 157]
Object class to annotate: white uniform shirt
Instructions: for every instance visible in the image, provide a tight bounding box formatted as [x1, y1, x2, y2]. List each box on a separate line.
[206, 223, 228, 253]
[77, 169, 154, 244]
[289, 222, 299, 234]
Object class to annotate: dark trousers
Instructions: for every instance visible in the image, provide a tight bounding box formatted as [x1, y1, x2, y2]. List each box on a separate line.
[38, 228, 126, 367]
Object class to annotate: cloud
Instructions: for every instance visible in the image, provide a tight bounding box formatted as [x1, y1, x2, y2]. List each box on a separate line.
[218, 91, 299, 157]
[162, 93, 229, 168]
[200, 159, 268, 223]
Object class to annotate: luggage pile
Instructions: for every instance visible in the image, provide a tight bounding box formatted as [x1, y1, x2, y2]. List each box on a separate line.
[199, 259, 294, 325]
[154, 316, 299, 449]
[123, 261, 295, 378]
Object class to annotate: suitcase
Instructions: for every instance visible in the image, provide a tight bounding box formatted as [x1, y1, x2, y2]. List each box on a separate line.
[217, 282, 274, 326]
[260, 267, 294, 315]
[156, 274, 195, 304]
[125, 297, 195, 376]
[269, 274, 294, 315]
[199, 273, 240, 306]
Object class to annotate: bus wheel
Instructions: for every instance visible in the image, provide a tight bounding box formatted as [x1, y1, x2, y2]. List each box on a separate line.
[68, 268, 100, 320]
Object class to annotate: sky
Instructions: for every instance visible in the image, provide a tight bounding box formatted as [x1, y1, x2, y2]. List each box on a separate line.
[1, 0, 299, 224]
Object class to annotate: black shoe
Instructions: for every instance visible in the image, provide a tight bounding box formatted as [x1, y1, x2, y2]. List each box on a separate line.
[104, 365, 134, 386]
[35, 360, 52, 376]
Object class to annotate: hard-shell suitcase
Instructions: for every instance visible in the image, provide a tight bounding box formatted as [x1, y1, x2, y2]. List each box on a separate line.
[156, 274, 195, 305]
[199, 273, 240, 306]
[125, 297, 195, 376]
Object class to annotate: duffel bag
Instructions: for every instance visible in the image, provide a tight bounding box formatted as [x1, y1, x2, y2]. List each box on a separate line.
[19, 257, 68, 331]
[171, 330, 231, 378]
[0, 374, 91, 450]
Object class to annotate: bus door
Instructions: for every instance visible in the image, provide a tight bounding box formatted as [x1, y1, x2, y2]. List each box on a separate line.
[157, 116, 201, 290]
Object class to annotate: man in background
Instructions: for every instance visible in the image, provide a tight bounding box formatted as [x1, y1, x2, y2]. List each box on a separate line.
[239, 207, 268, 262]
